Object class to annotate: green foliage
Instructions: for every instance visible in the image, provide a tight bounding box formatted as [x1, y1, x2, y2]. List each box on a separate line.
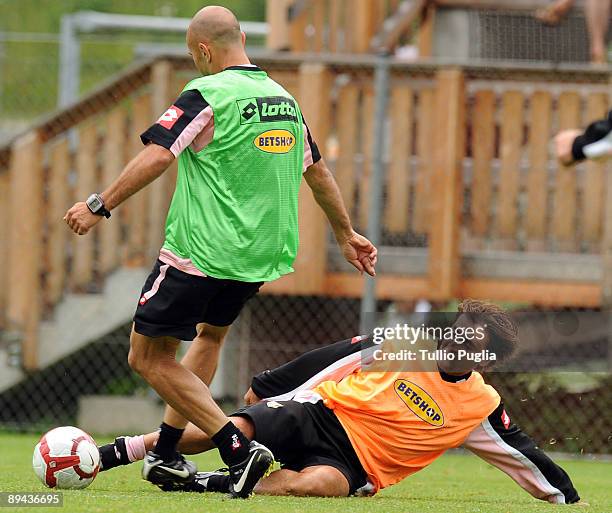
[0, 1, 265, 120]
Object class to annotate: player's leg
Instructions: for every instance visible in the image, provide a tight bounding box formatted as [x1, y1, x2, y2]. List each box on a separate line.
[254, 466, 350, 497]
[585, 0, 610, 63]
[154, 323, 229, 461]
[535, 0, 575, 25]
[129, 328, 271, 496]
[191, 465, 350, 496]
[99, 418, 224, 472]
[129, 261, 271, 497]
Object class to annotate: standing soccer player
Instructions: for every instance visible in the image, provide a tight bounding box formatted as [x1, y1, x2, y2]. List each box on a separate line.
[64, 5, 377, 498]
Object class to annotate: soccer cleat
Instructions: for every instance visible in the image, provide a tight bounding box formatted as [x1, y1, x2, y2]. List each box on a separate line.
[228, 441, 274, 499]
[99, 437, 130, 471]
[142, 451, 197, 491]
[183, 469, 231, 493]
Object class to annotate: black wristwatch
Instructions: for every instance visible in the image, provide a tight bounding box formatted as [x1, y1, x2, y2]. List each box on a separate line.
[86, 193, 111, 218]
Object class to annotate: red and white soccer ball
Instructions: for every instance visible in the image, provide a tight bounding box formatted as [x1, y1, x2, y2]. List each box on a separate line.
[32, 426, 100, 489]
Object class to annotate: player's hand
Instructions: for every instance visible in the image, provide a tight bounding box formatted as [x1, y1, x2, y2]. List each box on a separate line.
[340, 230, 378, 277]
[554, 129, 582, 166]
[64, 202, 102, 235]
[243, 387, 261, 406]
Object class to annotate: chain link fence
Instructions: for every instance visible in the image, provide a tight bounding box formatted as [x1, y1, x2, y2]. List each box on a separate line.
[0, 5, 611, 458]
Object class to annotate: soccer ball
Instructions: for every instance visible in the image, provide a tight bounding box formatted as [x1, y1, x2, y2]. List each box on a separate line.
[32, 426, 100, 489]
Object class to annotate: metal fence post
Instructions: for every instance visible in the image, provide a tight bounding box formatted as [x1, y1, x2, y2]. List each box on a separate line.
[359, 54, 390, 334]
[58, 14, 80, 108]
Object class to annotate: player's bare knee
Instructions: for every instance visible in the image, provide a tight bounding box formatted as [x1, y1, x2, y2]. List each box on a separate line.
[196, 323, 228, 345]
[286, 470, 349, 497]
[127, 345, 144, 375]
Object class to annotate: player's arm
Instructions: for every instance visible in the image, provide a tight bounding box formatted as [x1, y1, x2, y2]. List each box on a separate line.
[462, 402, 580, 504]
[555, 109, 612, 166]
[65, 89, 212, 235]
[302, 122, 377, 277]
[246, 336, 374, 404]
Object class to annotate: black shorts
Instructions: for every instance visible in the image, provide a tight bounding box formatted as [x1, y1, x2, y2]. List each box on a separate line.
[233, 399, 367, 495]
[133, 259, 263, 340]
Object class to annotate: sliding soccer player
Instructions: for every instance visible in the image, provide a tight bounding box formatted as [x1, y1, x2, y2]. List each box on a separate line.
[98, 300, 580, 503]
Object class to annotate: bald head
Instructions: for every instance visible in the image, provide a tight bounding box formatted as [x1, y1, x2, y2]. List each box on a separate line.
[188, 5, 242, 48]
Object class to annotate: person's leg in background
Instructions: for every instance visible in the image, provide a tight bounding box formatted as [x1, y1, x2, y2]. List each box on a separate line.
[153, 323, 229, 462]
[585, 0, 611, 63]
[535, 0, 575, 25]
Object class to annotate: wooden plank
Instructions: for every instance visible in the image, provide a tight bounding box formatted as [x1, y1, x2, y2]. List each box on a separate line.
[99, 106, 126, 275]
[125, 93, 151, 266]
[526, 91, 552, 249]
[335, 83, 359, 215]
[376, 0, 427, 53]
[427, 69, 465, 300]
[266, 0, 291, 50]
[72, 122, 98, 290]
[436, 0, 556, 9]
[384, 86, 413, 233]
[413, 88, 434, 233]
[352, 0, 377, 52]
[46, 138, 71, 307]
[312, 0, 326, 52]
[582, 93, 608, 244]
[293, 63, 332, 294]
[470, 90, 495, 238]
[264, 273, 601, 307]
[289, 3, 309, 51]
[7, 131, 43, 370]
[553, 92, 581, 250]
[328, 0, 341, 52]
[460, 278, 600, 308]
[0, 169, 9, 327]
[147, 60, 174, 260]
[495, 91, 524, 246]
[267, 71, 299, 97]
[358, 85, 375, 230]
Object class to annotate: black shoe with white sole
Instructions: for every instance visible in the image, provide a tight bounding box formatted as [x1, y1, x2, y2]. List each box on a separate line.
[183, 469, 230, 493]
[142, 451, 197, 491]
[228, 441, 274, 499]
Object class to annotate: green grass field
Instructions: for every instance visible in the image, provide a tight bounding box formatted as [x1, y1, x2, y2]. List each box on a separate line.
[1, 433, 610, 513]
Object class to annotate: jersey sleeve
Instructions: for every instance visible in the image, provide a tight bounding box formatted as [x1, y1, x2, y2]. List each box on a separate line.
[462, 402, 580, 504]
[140, 89, 214, 157]
[302, 118, 322, 172]
[250, 335, 373, 401]
[572, 109, 612, 161]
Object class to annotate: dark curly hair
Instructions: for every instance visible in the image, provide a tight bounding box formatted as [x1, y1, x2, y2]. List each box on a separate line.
[458, 299, 519, 364]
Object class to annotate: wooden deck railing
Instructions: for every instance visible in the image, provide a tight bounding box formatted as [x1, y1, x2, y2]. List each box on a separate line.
[267, 1, 589, 55]
[1, 52, 611, 370]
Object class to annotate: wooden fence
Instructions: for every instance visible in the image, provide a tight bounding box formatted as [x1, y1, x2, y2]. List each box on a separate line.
[267, 0, 586, 55]
[0, 53, 610, 370]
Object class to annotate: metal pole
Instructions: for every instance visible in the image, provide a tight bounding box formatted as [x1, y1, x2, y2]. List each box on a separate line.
[359, 54, 390, 334]
[58, 15, 80, 107]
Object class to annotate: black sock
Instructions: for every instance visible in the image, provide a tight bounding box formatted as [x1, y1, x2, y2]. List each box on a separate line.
[154, 422, 184, 462]
[211, 421, 250, 466]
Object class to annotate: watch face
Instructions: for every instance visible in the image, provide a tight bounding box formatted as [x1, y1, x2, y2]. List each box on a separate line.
[88, 196, 102, 211]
